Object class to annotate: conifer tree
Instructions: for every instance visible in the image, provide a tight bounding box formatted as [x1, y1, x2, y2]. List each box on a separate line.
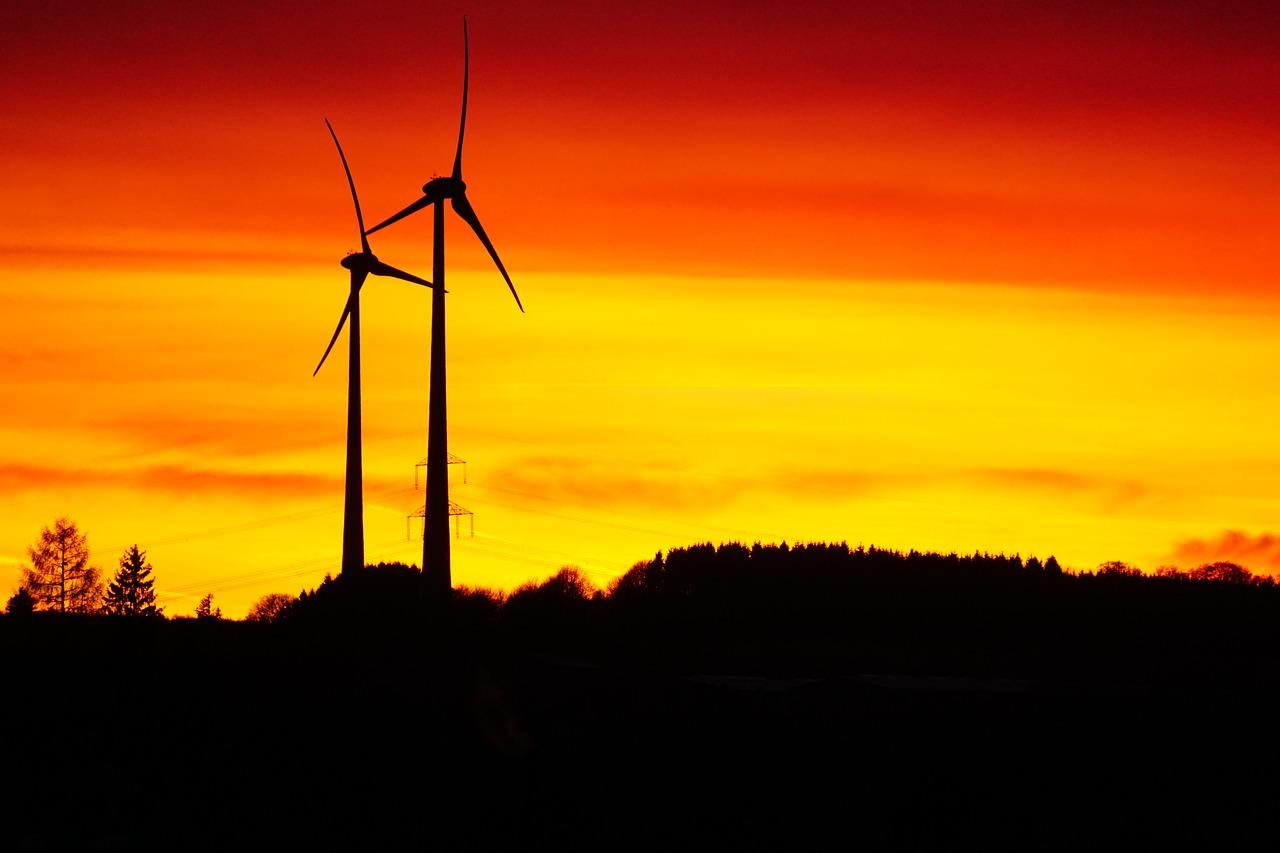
[5, 587, 35, 615]
[102, 545, 162, 617]
[194, 594, 222, 620]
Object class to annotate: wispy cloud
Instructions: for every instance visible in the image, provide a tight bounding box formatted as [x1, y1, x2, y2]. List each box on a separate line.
[0, 243, 315, 271]
[485, 458, 1156, 520]
[972, 467, 1147, 510]
[790, 466, 1150, 510]
[85, 405, 340, 458]
[1171, 530, 1280, 573]
[487, 455, 740, 514]
[0, 462, 342, 499]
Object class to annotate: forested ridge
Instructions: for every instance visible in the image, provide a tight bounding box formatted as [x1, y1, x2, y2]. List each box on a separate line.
[5, 542, 1278, 849]
[277, 542, 1280, 682]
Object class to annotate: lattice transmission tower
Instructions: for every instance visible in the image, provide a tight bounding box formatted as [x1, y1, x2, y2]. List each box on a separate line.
[407, 453, 473, 539]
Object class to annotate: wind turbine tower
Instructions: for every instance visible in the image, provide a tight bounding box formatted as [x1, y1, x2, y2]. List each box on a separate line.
[366, 19, 524, 602]
[316, 121, 433, 576]
[366, 18, 519, 604]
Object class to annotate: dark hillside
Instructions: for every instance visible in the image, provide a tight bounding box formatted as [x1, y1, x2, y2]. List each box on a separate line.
[4, 546, 1279, 848]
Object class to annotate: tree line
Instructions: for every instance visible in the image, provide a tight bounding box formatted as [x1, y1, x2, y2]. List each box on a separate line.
[281, 540, 1276, 630]
[4, 517, 260, 621]
[8, 518, 1272, 630]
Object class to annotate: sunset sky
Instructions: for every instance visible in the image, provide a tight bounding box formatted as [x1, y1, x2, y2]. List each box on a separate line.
[3, 1, 1278, 617]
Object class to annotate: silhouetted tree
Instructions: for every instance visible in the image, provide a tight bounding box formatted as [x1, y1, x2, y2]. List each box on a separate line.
[1097, 560, 1142, 577]
[1188, 561, 1253, 584]
[194, 593, 222, 619]
[503, 567, 599, 631]
[5, 587, 35, 615]
[541, 566, 598, 600]
[246, 593, 296, 624]
[102, 545, 162, 617]
[1154, 565, 1187, 580]
[289, 563, 421, 621]
[607, 558, 654, 600]
[1044, 555, 1063, 576]
[18, 518, 103, 613]
[453, 585, 506, 624]
[1025, 556, 1044, 573]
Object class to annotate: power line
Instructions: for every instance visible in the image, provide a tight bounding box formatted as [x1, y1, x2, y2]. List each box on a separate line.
[462, 493, 729, 542]
[466, 479, 788, 542]
[97, 485, 417, 556]
[458, 424, 964, 512]
[456, 533, 634, 581]
[154, 537, 416, 603]
[93, 425, 830, 604]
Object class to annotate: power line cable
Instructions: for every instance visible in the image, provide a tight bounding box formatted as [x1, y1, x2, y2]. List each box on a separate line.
[466, 479, 788, 542]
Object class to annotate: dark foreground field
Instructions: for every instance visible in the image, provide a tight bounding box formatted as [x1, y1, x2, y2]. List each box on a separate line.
[4, 606, 1278, 851]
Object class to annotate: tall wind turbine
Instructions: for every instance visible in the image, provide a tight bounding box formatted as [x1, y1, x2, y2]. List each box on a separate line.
[317, 119, 434, 576]
[365, 19, 523, 602]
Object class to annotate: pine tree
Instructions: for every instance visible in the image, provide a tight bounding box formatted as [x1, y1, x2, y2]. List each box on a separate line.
[194, 594, 222, 620]
[19, 517, 104, 613]
[5, 587, 36, 615]
[102, 545, 162, 617]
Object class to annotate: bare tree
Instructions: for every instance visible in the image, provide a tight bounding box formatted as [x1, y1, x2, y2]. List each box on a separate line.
[18, 518, 103, 613]
[1096, 560, 1142, 578]
[1188, 561, 1254, 584]
[246, 593, 296, 624]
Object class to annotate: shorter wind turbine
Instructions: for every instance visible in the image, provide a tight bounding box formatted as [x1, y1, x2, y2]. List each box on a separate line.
[365, 18, 523, 602]
[317, 119, 434, 577]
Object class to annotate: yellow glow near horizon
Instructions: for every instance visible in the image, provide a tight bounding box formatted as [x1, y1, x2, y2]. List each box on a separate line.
[2, 264, 1278, 617]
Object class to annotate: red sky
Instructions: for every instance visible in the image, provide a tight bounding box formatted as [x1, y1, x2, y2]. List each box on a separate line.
[3, 1, 1279, 615]
[7, 1, 1278, 286]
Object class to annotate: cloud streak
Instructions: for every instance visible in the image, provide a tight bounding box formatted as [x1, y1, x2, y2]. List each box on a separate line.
[0, 462, 343, 500]
[790, 466, 1150, 511]
[972, 468, 1147, 510]
[1171, 530, 1280, 573]
[486, 455, 741, 515]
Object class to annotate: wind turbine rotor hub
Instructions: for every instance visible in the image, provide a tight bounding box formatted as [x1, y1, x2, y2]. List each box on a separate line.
[423, 176, 466, 198]
[340, 252, 377, 271]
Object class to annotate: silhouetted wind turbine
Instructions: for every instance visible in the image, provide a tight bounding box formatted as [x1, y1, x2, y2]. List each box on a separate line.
[317, 119, 433, 577]
[365, 19, 523, 603]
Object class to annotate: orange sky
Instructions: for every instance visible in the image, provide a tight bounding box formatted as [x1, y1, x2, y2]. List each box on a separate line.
[3, 1, 1279, 617]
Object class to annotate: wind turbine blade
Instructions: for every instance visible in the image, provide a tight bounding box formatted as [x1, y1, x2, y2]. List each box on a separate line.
[365, 195, 433, 236]
[452, 193, 524, 312]
[313, 272, 367, 376]
[452, 17, 469, 180]
[325, 119, 370, 255]
[314, 298, 353, 377]
[370, 260, 434, 288]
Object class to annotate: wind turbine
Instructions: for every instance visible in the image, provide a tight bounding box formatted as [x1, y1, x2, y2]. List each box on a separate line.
[365, 19, 523, 603]
[317, 119, 434, 577]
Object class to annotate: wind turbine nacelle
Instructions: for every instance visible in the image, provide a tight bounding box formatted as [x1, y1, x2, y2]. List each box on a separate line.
[423, 176, 466, 199]
[341, 252, 375, 271]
